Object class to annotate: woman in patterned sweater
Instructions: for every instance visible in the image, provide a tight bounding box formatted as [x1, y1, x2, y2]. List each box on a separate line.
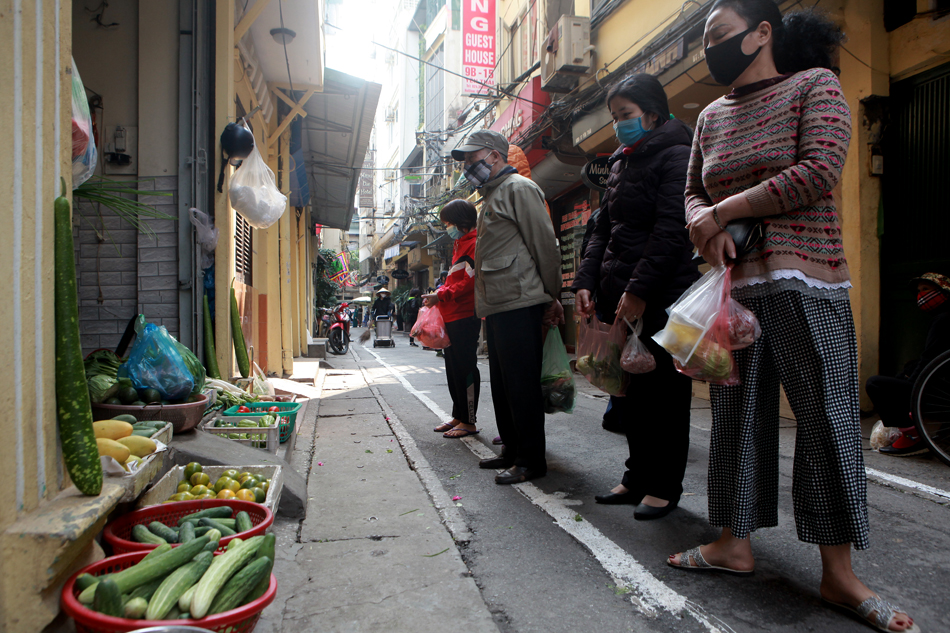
[669, 2, 917, 632]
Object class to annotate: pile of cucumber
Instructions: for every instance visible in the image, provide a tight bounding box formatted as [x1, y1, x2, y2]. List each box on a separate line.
[130, 507, 255, 545]
[76, 509, 275, 621]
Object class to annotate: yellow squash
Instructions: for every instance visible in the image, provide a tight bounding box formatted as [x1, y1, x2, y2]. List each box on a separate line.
[93, 419, 134, 441]
[96, 438, 131, 463]
[116, 435, 157, 458]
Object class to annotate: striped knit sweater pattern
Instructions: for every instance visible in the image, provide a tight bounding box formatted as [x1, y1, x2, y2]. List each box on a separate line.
[684, 68, 852, 286]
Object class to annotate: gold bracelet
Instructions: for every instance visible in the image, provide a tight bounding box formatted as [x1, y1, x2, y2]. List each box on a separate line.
[712, 205, 726, 231]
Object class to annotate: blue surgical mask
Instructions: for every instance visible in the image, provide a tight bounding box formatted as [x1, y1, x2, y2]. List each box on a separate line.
[446, 225, 465, 240]
[464, 159, 493, 188]
[613, 116, 651, 146]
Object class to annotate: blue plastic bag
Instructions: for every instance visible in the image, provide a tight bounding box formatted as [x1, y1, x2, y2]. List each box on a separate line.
[119, 317, 194, 400]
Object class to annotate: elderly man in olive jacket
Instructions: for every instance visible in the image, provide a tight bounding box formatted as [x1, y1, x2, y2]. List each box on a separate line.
[452, 130, 563, 484]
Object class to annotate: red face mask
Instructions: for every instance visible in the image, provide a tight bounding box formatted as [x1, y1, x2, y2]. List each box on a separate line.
[917, 289, 947, 311]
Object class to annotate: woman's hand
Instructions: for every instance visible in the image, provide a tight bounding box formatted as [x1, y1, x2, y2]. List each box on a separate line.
[422, 293, 439, 307]
[701, 231, 737, 266]
[686, 205, 723, 255]
[615, 292, 646, 322]
[575, 289, 593, 317]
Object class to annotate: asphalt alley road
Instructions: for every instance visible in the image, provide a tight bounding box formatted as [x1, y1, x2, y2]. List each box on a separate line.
[348, 329, 949, 633]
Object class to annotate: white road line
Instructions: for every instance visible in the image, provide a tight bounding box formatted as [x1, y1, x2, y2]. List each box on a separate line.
[358, 344, 734, 633]
[865, 467, 950, 502]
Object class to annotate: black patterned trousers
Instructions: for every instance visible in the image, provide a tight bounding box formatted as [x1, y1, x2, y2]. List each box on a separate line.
[708, 287, 871, 549]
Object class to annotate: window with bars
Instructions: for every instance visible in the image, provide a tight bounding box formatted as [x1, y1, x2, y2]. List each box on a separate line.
[235, 213, 253, 286]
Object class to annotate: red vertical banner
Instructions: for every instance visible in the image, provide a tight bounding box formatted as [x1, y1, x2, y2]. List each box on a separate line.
[462, 0, 496, 96]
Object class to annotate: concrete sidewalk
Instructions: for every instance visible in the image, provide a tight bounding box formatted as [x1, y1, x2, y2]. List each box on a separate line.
[256, 355, 498, 632]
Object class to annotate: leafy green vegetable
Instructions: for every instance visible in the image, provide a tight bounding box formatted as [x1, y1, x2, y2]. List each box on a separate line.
[87, 375, 119, 404]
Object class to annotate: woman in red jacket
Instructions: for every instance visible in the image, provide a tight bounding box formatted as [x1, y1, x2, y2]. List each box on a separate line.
[425, 200, 480, 438]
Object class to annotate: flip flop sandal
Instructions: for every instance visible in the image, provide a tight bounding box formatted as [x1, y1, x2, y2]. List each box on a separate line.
[492, 436, 503, 445]
[667, 546, 755, 576]
[433, 421, 457, 433]
[822, 596, 920, 633]
[444, 427, 480, 439]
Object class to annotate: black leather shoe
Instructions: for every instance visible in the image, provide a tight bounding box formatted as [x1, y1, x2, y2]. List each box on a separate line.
[479, 455, 514, 469]
[495, 466, 545, 485]
[633, 501, 678, 521]
[594, 491, 642, 505]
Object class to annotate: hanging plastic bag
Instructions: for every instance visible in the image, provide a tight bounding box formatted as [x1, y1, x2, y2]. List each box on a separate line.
[118, 316, 194, 401]
[540, 327, 575, 414]
[71, 58, 97, 187]
[728, 298, 762, 350]
[620, 317, 656, 374]
[653, 265, 739, 385]
[228, 143, 288, 229]
[411, 305, 451, 349]
[869, 420, 903, 451]
[250, 362, 276, 397]
[576, 314, 628, 397]
[189, 208, 219, 270]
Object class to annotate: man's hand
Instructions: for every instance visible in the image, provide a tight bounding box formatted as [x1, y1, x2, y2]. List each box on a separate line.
[615, 292, 646, 322]
[575, 289, 593, 317]
[701, 231, 737, 267]
[422, 293, 439, 307]
[544, 300, 565, 326]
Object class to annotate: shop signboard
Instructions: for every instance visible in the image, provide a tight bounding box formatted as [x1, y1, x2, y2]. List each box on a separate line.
[462, 0, 496, 96]
[391, 269, 411, 280]
[581, 156, 611, 191]
[490, 77, 551, 166]
[359, 150, 375, 208]
[558, 198, 592, 306]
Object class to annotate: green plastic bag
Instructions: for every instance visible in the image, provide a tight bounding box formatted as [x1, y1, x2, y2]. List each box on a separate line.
[540, 327, 575, 414]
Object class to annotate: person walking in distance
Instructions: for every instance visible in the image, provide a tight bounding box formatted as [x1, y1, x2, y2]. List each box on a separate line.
[671, 2, 917, 631]
[424, 201, 481, 439]
[451, 129, 563, 484]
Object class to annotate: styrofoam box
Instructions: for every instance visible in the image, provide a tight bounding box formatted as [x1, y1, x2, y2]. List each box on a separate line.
[137, 464, 283, 513]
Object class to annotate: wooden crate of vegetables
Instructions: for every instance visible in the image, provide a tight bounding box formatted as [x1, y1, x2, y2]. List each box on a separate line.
[138, 464, 283, 513]
[201, 413, 281, 454]
[61, 532, 277, 631]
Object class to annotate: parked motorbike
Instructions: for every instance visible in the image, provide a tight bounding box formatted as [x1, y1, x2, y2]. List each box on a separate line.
[327, 302, 351, 355]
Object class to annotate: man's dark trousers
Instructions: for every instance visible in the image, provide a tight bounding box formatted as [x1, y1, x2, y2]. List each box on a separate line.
[484, 303, 547, 472]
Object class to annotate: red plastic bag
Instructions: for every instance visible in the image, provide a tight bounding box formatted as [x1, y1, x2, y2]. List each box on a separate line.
[410, 306, 450, 349]
[727, 298, 761, 350]
[620, 317, 656, 374]
[576, 314, 628, 396]
[653, 265, 740, 385]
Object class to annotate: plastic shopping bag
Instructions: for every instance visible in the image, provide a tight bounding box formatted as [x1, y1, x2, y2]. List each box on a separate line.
[188, 208, 219, 270]
[410, 306, 451, 349]
[118, 316, 195, 401]
[653, 265, 739, 385]
[540, 327, 575, 414]
[620, 317, 656, 374]
[576, 314, 629, 397]
[71, 58, 97, 187]
[250, 362, 275, 397]
[869, 420, 903, 451]
[727, 298, 762, 350]
[228, 143, 288, 229]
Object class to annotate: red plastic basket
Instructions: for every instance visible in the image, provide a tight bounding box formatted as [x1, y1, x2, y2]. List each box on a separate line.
[61, 550, 277, 633]
[103, 499, 273, 555]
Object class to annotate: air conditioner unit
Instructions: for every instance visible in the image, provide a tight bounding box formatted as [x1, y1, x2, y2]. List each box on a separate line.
[541, 15, 592, 94]
[384, 106, 397, 123]
[386, 169, 398, 182]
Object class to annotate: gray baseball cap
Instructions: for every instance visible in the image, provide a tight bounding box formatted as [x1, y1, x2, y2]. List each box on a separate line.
[451, 129, 509, 161]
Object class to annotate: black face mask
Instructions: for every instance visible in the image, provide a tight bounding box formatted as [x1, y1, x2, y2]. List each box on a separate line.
[705, 26, 761, 86]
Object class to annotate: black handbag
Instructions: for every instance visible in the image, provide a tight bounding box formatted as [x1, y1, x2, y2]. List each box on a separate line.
[725, 218, 765, 258]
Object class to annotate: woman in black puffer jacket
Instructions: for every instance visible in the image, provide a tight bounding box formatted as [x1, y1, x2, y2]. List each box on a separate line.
[573, 74, 700, 520]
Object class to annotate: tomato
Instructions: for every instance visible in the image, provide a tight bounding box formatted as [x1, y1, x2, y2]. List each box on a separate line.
[213, 476, 235, 493]
[177, 482, 192, 494]
[190, 472, 211, 487]
[250, 487, 266, 503]
[240, 477, 260, 490]
[237, 472, 254, 483]
[267, 406, 280, 412]
[222, 469, 240, 480]
[216, 489, 236, 500]
[237, 406, 251, 413]
[168, 492, 194, 502]
[260, 480, 270, 493]
[235, 489, 256, 502]
[183, 462, 202, 481]
[194, 492, 216, 501]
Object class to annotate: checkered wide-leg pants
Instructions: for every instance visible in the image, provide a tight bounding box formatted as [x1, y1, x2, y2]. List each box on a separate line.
[708, 287, 871, 550]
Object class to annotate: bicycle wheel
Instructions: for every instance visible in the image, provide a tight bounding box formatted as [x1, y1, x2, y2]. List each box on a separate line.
[911, 349, 950, 466]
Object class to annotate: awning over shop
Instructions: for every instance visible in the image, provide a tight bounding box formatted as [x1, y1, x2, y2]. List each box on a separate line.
[299, 68, 381, 230]
[530, 153, 584, 200]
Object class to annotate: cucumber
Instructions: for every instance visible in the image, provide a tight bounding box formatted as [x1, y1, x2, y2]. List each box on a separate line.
[131, 429, 157, 438]
[127, 576, 165, 602]
[208, 556, 271, 614]
[78, 535, 210, 604]
[166, 606, 182, 619]
[141, 543, 172, 562]
[226, 538, 243, 550]
[54, 179, 103, 496]
[194, 525, 213, 537]
[231, 285, 250, 378]
[146, 551, 214, 620]
[113, 414, 139, 424]
[199, 518, 236, 536]
[179, 521, 196, 543]
[123, 596, 148, 619]
[177, 506, 233, 526]
[148, 522, 179, 543]
[190, 535, 263, 618]
[246, 533, 276, 602]
[185, 517, 236, 529]
[74, 574, 98, 593]
[204, 293, 221, 379]
[235, 511, 253, 533]
[203, 537, 221, 554]
[93, 578, 123, 617]
[178, 584, 198, 612]
[132, 524, 167, 546]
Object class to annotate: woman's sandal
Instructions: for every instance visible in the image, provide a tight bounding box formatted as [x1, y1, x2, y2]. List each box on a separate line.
[667, 546, 755, 576]
[822, 595, 920, 633]
[433, 421, 458, 433]
[443, 426, 479, 439]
